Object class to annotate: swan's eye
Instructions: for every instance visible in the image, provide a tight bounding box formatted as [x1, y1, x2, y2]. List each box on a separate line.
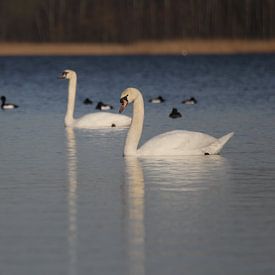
[120, 95, 128, 103]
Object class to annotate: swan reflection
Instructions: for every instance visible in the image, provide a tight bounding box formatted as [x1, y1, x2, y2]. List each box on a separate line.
[141, 155, 229, 192]
[124, 157, 145, 275]
[123, 155, 229, 274]
[66, 128, 78, 275]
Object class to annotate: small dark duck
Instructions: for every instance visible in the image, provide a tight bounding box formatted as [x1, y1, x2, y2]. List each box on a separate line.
[83, 98, 93, 105]
[182, 97, 197, 104]
[1, 96, 18, 110]
[95, 101, 113, 110]
[169, 108, 182, 119]
[149, 96, 165, 103]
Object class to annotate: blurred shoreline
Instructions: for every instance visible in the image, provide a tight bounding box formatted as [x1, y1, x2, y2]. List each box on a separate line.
[0, 40, 275, 55]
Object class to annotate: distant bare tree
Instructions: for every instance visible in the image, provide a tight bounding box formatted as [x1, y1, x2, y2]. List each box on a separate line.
[0, 0, 275, 42]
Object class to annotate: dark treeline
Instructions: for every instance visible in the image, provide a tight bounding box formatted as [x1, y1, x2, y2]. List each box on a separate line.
[0, 0, 275, 42]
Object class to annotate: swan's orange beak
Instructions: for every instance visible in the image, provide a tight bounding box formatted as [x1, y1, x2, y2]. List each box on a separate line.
[119, 99, 128, 113]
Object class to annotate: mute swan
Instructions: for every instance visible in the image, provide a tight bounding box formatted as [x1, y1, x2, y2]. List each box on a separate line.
[1, 96, 18, 110]
[182, 97, 197, 104]
[59, 70, 131, 128]
[169, 108, 182, 118]
[96, 101, 113, 110]
[119, 88, 234, 156]
[149, 96, 165, 103]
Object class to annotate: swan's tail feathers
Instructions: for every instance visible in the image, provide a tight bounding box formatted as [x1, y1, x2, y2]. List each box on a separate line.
[203, 132, 234, 155]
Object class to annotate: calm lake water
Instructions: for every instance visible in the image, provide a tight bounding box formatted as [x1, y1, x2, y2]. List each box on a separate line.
[0, 54, 275, 275]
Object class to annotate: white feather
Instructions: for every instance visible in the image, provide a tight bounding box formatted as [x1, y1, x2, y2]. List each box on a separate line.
[120, 88, 234, 156]
[62, 70, 131, 129]
[74, 112, 131, 129]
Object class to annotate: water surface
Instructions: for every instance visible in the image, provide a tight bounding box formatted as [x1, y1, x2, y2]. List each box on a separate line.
[0, 55, 275, 274]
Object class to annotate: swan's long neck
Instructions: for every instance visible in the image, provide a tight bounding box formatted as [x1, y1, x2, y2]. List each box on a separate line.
[124, 93, 144, 156]
[65, 75, 77, 127]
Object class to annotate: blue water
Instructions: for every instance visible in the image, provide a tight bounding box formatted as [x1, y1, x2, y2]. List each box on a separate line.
[0, 54, 275, 275]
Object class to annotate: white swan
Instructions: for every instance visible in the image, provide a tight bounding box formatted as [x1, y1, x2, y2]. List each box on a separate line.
[119, 87, 234, 156]
[59, 70, 131, 128]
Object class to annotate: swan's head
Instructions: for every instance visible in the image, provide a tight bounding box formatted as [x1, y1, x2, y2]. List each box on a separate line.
[59, 69, 76, 80]
[119, 87, 141, 113]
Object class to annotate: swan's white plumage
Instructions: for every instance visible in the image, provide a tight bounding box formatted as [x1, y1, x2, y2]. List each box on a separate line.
[138, 130, 233, 156]
[61, 69, 131, 129]
[119, 87, 234, 156]
[73, 112, 131, 128]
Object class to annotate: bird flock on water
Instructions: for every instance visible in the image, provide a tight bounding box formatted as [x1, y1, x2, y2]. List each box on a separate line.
[1, 69, 233, 156]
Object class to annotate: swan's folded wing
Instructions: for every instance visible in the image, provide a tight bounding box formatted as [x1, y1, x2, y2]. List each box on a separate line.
[138, 130, 217, 156]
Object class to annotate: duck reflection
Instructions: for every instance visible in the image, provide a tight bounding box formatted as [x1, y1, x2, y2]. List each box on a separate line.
[124, 157, 145, 275]
[66, 128, 78, 275]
